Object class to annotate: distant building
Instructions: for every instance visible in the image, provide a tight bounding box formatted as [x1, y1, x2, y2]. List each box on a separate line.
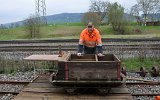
[141, 13, 160, 26]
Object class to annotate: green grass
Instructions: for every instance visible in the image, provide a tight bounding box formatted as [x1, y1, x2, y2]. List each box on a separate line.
[99, 26, 114, 35]
[122, 58, 160, 71]
[0, 23, 160, 40]
[0, 27, 27, 40]
[40, 24, 84, 39]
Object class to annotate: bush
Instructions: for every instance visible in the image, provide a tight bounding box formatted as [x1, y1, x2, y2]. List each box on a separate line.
[132, 27, 142, 34]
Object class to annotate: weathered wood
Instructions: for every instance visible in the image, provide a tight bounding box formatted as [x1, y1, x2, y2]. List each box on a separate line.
[14, 75, 134, 100]
[24, 55, 62, 61]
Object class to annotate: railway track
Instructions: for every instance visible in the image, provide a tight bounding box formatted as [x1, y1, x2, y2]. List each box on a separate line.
[0, 72, 160, 100]
[0, 39, 159, 53]
[0, 80, 30, 94]
[126, 78, 160, 100]
[0, 38, 159, 46]
[0, 47, 159, 52]
[0, 80, 30, 85]
[0, 38, 159, 100]
[0, 91, 19, 95]
[0, 38, 159, 44]
[13, 73, 134, 100]
[0, 39, 159, 62]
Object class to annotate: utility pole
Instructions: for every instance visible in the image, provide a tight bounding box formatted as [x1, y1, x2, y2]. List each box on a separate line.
[35, 0, 47, 24]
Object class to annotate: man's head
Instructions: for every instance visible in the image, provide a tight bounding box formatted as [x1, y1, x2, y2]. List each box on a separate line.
[87, 22, 94, 33]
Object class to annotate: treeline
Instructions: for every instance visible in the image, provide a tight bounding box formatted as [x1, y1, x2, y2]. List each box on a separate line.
[82, 0, 160, 34]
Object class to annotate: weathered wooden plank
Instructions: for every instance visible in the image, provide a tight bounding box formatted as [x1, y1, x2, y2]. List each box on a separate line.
[24, 55, 65, 61]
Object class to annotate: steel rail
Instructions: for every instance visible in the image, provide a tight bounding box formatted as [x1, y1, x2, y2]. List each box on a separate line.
[126, 81, 160, 85]
[0, 81, 30, 85]
[0, 44, 160, 48]
[0, 38, 159, 44]
[132, 93, 160, 96]
[0, 91, 19, 95]
[0, 44, 159, 52]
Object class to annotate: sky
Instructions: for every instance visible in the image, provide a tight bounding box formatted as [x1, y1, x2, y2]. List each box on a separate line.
[0, 0, 137, 24]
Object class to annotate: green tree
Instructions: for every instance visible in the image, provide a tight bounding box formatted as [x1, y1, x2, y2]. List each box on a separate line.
[24, 14, 42, 38]
[89, 0, 109, 22]
[130, 4, 142, 25]
[81, 12, 101, 27]
[131, 0, 160, 26]
[108, 2, 127, 34]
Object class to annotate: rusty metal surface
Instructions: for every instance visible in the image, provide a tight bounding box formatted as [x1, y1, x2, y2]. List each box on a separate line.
[68, 54, 120, 62]
[52, 80, 124, 87]
[13, 74, 133, 100]
[67, 62, 118, 80]
[69, 54, 96, 61]
[44, 54, 121, 82]
[66, 54, 120, 81]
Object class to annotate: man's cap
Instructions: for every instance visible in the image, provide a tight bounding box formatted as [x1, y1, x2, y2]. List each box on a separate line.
[87, 22, 93, 27]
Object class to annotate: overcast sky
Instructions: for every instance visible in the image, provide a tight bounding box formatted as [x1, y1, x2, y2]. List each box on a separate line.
[0, 0, 137, 24]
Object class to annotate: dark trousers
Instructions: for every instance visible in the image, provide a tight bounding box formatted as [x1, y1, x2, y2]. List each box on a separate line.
[84, 46, 96, 54]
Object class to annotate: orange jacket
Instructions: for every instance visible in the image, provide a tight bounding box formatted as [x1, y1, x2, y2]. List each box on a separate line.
[79, 28, 102, 48]
[155, 96, 160, 100]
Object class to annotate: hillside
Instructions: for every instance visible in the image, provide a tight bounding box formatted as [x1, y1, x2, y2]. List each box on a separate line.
[2, 13, 136, 28]
[46, 13, 84, 24]
[3, 13, 84, 28]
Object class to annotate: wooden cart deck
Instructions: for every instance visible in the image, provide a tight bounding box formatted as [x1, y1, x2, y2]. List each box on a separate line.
[13, 74, 133, 100]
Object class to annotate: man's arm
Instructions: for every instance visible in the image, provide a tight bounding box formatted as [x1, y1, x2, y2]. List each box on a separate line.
[77, 29, 85, 56]
[97, 45, 102, 53]
[78, 44, 83, 53]
[95, 29, 103, 54]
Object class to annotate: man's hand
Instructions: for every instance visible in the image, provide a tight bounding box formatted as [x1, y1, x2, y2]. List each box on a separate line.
[77, 53, 82, 56]
[97, 53, 104, 57]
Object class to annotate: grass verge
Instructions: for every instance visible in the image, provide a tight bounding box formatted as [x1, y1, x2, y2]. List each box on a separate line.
[122, 57, 160, 71]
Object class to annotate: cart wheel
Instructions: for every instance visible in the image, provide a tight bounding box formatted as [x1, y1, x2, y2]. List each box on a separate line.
[97, 88, 110, 96]
[121, 67, 126, 76]
[49, 72, 56, 82]
[64, 88, 78, 95]
[120, 73, 126, 81]
[140, 67, 147, 77]
[150, 66, 159, 77]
